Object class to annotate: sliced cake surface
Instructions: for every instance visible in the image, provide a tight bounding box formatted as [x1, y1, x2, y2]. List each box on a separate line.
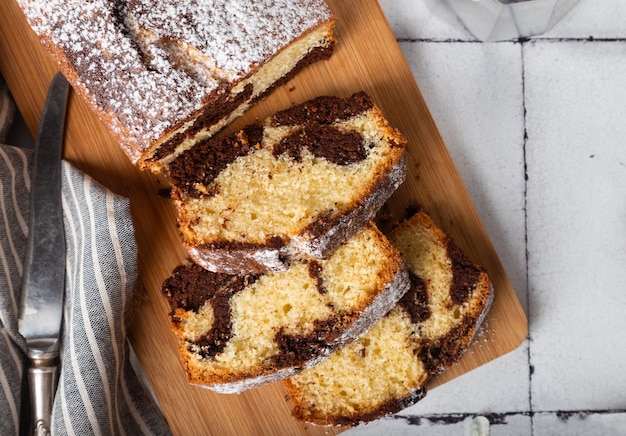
[17, 0, 336, 171]
[161, 222, 410, 394]
[168, 92, 407, 274]
[283, 210, 494, 426]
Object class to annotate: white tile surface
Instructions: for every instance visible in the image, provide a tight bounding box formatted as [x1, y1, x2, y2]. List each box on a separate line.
[372, 0, 626, 434]
[524, 39, 626, 411]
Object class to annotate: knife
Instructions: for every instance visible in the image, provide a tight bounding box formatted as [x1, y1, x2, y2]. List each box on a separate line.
[18, 72, 69, 436]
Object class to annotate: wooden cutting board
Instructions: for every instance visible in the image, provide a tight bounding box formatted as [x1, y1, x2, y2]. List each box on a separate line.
[0, 0, 527, 434]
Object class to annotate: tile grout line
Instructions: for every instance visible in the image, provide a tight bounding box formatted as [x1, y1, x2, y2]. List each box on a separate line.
[520, 38, 535, 436]
[391, 408, 626, 427]
[396, 37, 626, 44]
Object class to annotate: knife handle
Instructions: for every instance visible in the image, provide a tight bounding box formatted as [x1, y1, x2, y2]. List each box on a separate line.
[27, 350, 59, 436]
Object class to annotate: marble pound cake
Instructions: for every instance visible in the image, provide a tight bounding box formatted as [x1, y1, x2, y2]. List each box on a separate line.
[283, 210, 494, 426]
[168, 92, 408, 274]
[161, 223, 410, 393]
[17, 0, 336, 172]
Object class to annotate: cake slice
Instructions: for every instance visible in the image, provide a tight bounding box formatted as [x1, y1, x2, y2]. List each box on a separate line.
[167, 92, 407, 274]
[17, 0, 336, 172]
[161, 222, 410, 394]
[283, 210, 494, 426]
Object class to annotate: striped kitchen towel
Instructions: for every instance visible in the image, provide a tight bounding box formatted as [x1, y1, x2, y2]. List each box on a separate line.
[0, 79, 171, 435]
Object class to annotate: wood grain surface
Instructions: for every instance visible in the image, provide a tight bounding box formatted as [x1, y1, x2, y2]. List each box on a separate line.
[0, 0, 528, 434]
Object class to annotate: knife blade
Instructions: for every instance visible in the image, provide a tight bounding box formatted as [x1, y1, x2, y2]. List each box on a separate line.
[18, 72, 69, 436]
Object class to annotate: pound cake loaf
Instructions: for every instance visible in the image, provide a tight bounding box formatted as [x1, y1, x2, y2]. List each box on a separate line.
[168, 92, 407, 274]
[17, 0, 336, 172]
[161, 222, 410, 394]
[283, 210, 494, 426]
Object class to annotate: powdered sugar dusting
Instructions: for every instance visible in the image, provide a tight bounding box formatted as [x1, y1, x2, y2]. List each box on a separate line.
[17, 0, 332, 161]
[129, 0, 332, 80]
